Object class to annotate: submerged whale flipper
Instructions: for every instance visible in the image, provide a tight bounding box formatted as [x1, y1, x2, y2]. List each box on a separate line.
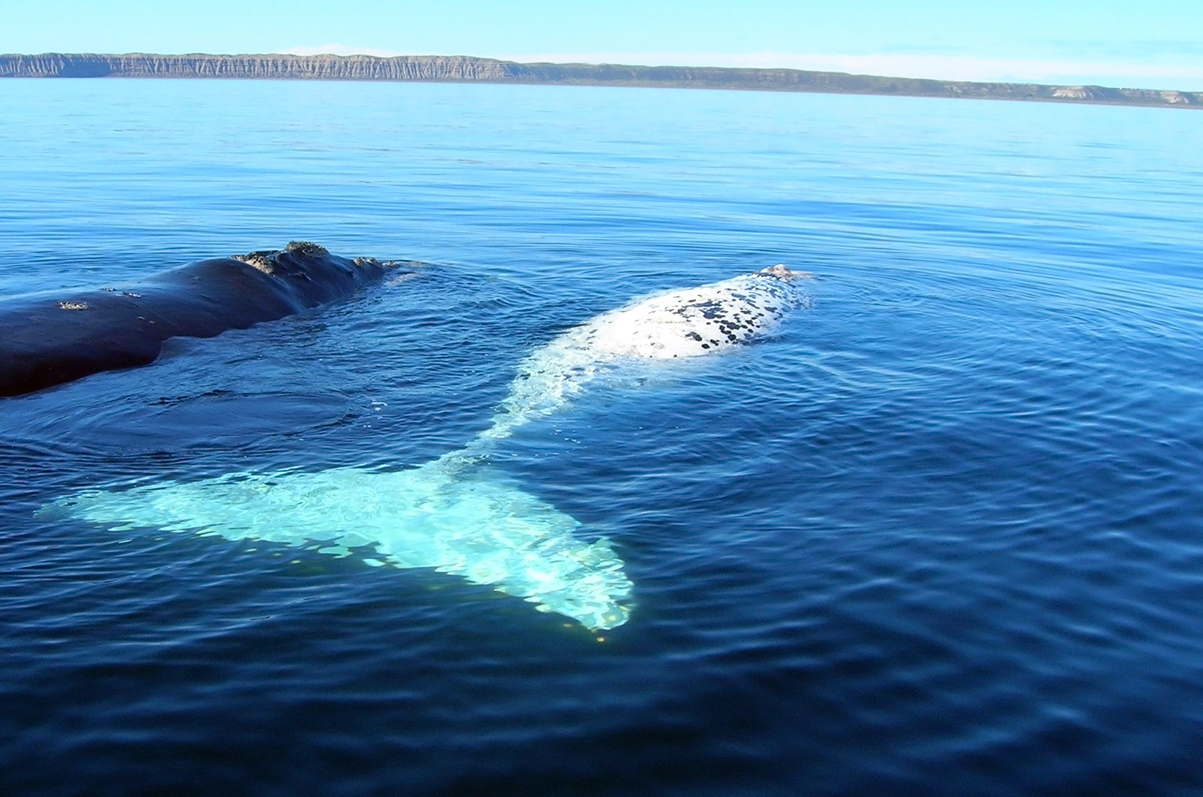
[50, 265, 810, 629]
[53, 459, 633, 631]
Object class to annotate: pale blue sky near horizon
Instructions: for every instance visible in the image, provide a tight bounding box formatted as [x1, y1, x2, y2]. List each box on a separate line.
[3, 0, 1203, 90]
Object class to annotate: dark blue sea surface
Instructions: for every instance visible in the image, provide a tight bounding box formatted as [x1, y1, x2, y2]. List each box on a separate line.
[1, 79, 1202, 795]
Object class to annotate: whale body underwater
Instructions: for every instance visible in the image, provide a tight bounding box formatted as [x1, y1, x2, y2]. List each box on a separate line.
[0, 242, 404, 397]
[51, 265, 811, 630]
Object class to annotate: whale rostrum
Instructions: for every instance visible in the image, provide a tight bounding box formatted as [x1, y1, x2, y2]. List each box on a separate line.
[460, 264, 811, 451]
[50, 266, 811, 630]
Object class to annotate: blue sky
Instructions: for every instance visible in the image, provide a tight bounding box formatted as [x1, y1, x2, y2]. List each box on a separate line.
[4, 0, 1203, 90]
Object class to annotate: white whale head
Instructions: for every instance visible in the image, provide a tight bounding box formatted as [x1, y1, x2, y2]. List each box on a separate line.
[462, 266, 812, 447]
[563, 264, 808, 359]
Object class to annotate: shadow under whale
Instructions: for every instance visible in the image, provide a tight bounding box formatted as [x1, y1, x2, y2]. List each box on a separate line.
[0, 241, 410, 397]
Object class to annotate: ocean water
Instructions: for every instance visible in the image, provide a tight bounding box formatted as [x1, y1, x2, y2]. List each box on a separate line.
[1, 78, 1202, 796]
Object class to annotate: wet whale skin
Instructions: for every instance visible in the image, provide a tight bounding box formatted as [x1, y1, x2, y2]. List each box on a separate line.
[0, 242, 395, 397]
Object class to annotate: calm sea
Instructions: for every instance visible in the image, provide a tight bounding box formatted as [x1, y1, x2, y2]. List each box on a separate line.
[1, 79, 1202, 796]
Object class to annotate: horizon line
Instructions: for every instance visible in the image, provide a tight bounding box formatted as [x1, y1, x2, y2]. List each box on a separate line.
[3, 52, 1200, 105]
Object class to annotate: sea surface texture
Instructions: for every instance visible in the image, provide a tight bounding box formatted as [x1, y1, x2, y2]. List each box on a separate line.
[1, 80, 1201, 796]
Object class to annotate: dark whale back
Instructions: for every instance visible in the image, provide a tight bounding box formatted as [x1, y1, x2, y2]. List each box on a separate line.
[0, 242, 400, 397]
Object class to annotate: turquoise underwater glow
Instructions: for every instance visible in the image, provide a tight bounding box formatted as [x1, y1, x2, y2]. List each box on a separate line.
[59, 461, 633, 630]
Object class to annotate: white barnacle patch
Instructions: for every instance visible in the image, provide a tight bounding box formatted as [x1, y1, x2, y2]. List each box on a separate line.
[232, 252, 276, 274]
[285, 240, 329, 257]
[57, 300, 89, 311]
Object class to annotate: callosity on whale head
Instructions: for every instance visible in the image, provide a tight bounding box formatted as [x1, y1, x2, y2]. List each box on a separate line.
[230, 241, 399, 303]
[757, 264, 800, 279]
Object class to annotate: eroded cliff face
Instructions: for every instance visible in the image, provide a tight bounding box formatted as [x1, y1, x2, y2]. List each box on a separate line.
[0, 53, 521, 80]
[1, 53, 1198, 109]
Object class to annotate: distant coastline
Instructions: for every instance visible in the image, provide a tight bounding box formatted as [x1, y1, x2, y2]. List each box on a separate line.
[2, 53, 1199, 110]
